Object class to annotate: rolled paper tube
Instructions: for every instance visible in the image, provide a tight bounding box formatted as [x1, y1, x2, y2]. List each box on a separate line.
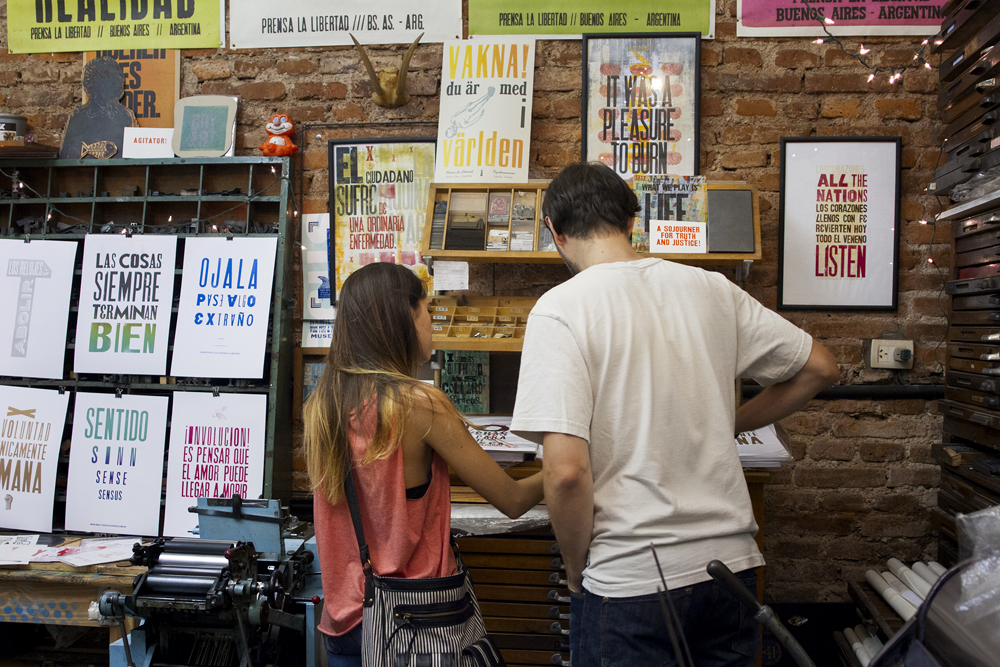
[911, 562, 939, 587]
[844, 628, 872, 667]
[900, 568, 931, 599]
[886, 558, 908, 580]
[928, 561, 948, 577]
[855, 625, 883, 651]
[866, 570, 917, 620]
[882, 571, 923, 607]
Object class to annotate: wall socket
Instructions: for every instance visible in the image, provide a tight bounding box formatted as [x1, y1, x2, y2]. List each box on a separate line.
[870, 339, 915, 370]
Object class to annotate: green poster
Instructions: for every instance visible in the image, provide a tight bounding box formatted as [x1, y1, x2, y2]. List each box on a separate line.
[469, 0, 715, 38]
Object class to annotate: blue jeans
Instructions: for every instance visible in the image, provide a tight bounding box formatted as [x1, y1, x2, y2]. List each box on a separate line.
[324, 624, 363, 667]
[569, 568, 760, 667]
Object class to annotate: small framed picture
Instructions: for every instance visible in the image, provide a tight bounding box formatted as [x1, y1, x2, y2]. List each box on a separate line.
[582, 33, 701, 183]
[778, 137, 902, 310]
[294, 347, 328, 421]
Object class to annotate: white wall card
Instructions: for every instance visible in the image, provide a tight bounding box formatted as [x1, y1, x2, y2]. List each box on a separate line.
[65, 392, 169, 536]
[74, 235, 177, 375]
[162, 392, 267, 537]
[0, 240, 78, 379]
[0, 386, 70, 533]
[170, 237, 277, 378]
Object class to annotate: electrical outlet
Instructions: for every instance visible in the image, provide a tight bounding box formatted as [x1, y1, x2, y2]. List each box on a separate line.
[870, 339, 915, 370]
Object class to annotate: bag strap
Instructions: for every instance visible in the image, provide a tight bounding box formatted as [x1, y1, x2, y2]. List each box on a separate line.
[341, 448, 376, 605]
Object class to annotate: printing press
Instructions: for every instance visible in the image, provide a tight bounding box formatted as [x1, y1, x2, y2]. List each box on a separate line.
[99, 497, 325, 667]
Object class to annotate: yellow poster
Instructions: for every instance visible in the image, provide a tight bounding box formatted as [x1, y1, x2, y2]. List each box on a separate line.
[84, 50, 180, 129]
[6, 0, 222, 53]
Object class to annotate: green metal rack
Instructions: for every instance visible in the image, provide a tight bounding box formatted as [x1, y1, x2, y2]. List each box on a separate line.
[0, 157, 295, 513]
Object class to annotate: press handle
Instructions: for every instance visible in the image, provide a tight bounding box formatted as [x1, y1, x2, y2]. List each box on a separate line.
[706, 560, 761, 613]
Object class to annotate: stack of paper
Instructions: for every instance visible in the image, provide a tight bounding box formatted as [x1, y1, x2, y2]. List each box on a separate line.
[465, 416, 537, 467]
[736, 424, 793, 468]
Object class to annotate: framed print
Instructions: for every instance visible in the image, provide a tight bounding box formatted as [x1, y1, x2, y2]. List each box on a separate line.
[327, 137, 436, 302]
[582, 33, 700, 187]
[778, 137, 902, 311]
[294, 347, 328, 421]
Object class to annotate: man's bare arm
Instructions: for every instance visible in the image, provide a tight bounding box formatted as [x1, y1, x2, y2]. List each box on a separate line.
[542, 432, 593, 593]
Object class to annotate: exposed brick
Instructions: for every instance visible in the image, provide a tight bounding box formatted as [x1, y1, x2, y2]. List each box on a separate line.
[736, 99, 776, 116]
[192, 60, 231, 81]
[702, 48, 721, 68]
[785, 101, 818, 119]
[720, 149, 767, 169]
[277, 57, 318, 75]
[887, 466, 940, 488]
[776, 50, 821, 69]
[861, 514, 930, 538]
[0, 49, 29, 63]
[0, 72, 18, 86]
[552, 98, 580, 119]
[332, 103, 365, 122]
[202, 81, 238, 96]
[6, 88, 74, 107]
[19, 63, 60, 84]
[795, 467, 886, 488]
[873, 494, 921, 513]
[534, 68, 578, 92]
[809, 441, 856, 461]
[725, 48, 763, 67]
[716, 21, 738, 39]
[771, 512, 857, 535]
[702, 97, 724, 117]
[820, 99, 861, 118]
[290, 82, 346, 100]
[234, 58, 276, 79]
[820, 492, 867, 512]
[859, 442, 906, 462]
[833, 416, 928, 439]
[824, 50, 858, 67]
[875, 99, 922, 121]
[709, 71, 801, 93]
[766, 489, 818, 512]
[768, 538, 823, 560]
[805, 73, 895, 93]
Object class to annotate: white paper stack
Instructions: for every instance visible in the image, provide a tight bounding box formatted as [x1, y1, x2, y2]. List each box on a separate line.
[465, 416, 538, 466]
[736, 424, 793, 468]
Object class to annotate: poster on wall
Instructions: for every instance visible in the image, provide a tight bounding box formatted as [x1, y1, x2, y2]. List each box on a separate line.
[737, 0, 945, 37]
[301, 321, 334, 348]
[434, 38, 536, 183]
[229, 0, 462, 48]
[633, 175, 707, 254]
[0, 386, 70, 533]
[6, 0, 224, 53]
[301, 214, 335, 319]
[328, 138, 436, 299]
[778, 137, 901, 310]
[162, 392, 267, 537]
[582, 33, 700, 190]
[170, 238, 277, 378]
[441, 350, 489, 414]
[0, 240, 78, 380]
[85, 50, 180, 129]
[74, 235, 177, 375]
[64, 392, 169, 536]
[469, 0, 715, 39]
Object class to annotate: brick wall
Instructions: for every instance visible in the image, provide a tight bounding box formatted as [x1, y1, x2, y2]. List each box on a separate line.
[0, 0, 945, 601]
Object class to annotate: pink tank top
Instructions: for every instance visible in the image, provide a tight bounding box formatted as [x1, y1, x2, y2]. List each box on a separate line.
[314, 406, 456, 636]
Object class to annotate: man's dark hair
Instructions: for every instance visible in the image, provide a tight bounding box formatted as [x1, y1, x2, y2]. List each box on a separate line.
[542, 162, 641, 239]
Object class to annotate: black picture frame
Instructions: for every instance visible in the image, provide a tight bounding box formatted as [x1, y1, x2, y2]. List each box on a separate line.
[777, 137, 902, 311]
[581, 32, 701, 179]
[326, 136, 436, 304]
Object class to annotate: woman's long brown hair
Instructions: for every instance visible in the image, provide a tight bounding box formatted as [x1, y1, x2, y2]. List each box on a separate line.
[304, 263, 441, 505]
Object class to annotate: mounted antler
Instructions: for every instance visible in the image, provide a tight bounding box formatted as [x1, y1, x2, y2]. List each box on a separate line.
[350, 32, 423, 108]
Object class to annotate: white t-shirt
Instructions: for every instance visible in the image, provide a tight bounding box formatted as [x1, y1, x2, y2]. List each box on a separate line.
[511, 258, 812, 597]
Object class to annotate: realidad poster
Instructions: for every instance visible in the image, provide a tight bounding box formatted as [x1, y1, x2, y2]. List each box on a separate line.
[329, 139, 435, 297]
[85, 50, 180, 129]
[6, 0, 224, 53]
[0, 240, 78, 380]
[162, 392, 266, 537]
[170, 237, 276, 379]
[74, 235, 177, 376]
[434, 38, 535, 183]
[737, 0, 945, 37]
[229, 0, 462, 49]
[64, 392, 168, 536]
[0, 386, 70, 533]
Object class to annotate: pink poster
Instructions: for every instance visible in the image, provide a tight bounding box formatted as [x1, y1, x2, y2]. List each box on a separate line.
[737, 0, 946, 36]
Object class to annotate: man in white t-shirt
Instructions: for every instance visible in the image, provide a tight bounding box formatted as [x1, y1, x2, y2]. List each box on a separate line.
[511, 163, 839, 667]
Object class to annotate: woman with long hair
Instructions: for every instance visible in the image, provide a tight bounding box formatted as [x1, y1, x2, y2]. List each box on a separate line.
[305, 263, 544, 666]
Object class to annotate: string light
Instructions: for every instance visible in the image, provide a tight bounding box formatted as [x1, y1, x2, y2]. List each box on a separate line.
[801, 0, 933, 85]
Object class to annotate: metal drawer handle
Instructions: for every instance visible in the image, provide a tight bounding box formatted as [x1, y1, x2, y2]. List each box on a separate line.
[549, 621, 569, 635]
[548, 607, 570, 620]
[548, 590, 571, 603]
[548, 572, 568, 585]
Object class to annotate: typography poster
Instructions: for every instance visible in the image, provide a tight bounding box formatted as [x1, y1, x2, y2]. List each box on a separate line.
[74, 235, 177, 375]
[583, 33, 700, 187]
[441, 350, 489, 414]
[85, 50, 180, 128]
[738, 0, 945, 37]
[778, 138, 901, 310]
[170, 237, 277, 378]
[470, 1, 715, 38]
[301, 213, 335, 318]
[65, 392, 168, 536]
[632, 175, 707, 253]
[0, 240, 78, 380]
[434, 38, 535, 183]
[0, 386, 70, 533]
[328, 138, 435, 298]
[229, 0, 462, 48]
[6, 0, 223, 53]
[162, 392, 266, 537]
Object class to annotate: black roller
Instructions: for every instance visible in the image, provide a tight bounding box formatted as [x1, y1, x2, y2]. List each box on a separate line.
[157, 552, 229, 569]
[145, 574, 218, 594]
[162, 539, 236, 555]
[147, 566, 223, 578]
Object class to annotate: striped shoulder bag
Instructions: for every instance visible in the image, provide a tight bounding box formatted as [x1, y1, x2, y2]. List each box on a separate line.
[343, 461, 506, 667]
